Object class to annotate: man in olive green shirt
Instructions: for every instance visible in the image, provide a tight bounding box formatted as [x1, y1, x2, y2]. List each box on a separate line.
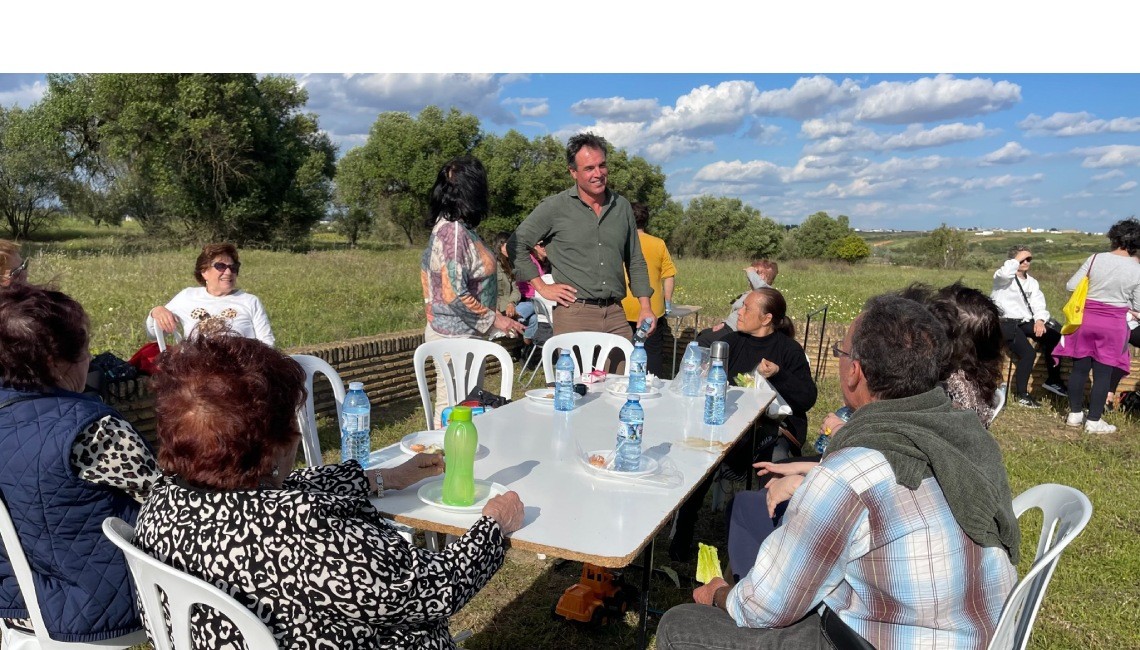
[508, 133, 655, 348]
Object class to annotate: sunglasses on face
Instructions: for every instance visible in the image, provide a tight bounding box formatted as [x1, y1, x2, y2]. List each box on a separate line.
[1019, 257, 1033, 263]
[211, 261, 241, 274]
[9, 258, 29, 277]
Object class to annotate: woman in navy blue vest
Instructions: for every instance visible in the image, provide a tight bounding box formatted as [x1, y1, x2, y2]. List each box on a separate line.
[0, 284, 158, 642]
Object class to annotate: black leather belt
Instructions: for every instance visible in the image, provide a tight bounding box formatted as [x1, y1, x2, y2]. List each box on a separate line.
[574, 297, 621, 306]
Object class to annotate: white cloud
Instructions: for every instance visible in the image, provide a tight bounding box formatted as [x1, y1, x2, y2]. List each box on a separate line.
[0, 79, 46, 108]
[800, 119, 856, 139]
[1063, 190, 1096, 199]
[746, 122, 783, 145]
[1073, 145, 1140, 168]
[805, 122, 990, 154]
[981, 141, 1031, 165]
[1092, 169, 1125, 181]
[861, 155, 952, 177]
[854, 74, 1021, 125]
[925, 173, 1043, 200]
[1012, 197, 1044, 208]
[784, 154, 868, 183]
[569, 96, 659, 122]
[693, 159, 783, 184]
[805, 177, 908, 199]
[750, 75, 858, 120]
[295, 73, 516, 143]
[644, 135, 716, 162]
[1019, 111, 1140, 137]
[519, 102, 549, 117]
[577, 121, 649, 151]
[1113, 180, 1138, 193]
[647, 80, 758, 138]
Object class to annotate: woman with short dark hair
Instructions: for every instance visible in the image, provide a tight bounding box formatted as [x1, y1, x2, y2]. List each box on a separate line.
[1055, 217, 1140, 433]
[135, 334, 524, 649]
[420, 157, 523, 424]
[146, 242, 275, 345]
[0, 284, 157, 641]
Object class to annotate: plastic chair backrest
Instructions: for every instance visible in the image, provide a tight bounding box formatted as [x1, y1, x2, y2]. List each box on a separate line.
[991, 383, 1008, 423]
[987, 483, 1093, 650]
[101, 518, 278, 650]
[149, 320, 180, 353]
[541, 333, 634, 384]
[414, 339, 514, 430]
[0, 499, 146, 650]
[290, 354, 347, 467]
[531, 293, 556, 326]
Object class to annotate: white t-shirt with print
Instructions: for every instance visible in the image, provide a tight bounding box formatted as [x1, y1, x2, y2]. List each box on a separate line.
[147, 287, 275, 346]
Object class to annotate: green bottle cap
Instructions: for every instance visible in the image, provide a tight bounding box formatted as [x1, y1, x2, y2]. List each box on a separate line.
[449, 405, 473, 422]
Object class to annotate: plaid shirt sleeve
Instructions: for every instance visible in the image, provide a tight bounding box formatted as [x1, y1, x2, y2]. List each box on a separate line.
[726, 455, 871, 628]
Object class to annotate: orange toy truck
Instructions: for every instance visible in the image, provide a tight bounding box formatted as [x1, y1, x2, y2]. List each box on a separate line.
[553, 563, 636, 626]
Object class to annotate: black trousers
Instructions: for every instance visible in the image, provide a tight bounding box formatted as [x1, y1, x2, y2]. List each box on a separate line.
[628, 317, 671, 377]
[1000, 319, 1062, 394]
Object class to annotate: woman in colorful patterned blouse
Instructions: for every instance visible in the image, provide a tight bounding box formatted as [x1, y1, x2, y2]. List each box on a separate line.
[419, 157, 523, 424]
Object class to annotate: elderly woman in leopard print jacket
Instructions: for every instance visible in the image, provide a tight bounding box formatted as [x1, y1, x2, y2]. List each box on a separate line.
[134, 334, 524, 649]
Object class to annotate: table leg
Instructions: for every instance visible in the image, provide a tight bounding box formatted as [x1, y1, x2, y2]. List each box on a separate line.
[637, 539, 654, 649]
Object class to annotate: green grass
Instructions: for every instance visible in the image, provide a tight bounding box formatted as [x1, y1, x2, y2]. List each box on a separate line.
[17, 221, 1138, 649]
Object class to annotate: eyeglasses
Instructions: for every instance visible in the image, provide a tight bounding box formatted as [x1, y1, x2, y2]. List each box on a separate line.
[9, 258, 28, 278]
[211, 261, 241, 274]
[1019, 257, 1033, 263]
[832, 342, 854, 359]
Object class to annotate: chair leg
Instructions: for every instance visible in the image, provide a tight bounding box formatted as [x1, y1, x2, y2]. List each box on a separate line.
[522, 345, 544, 387]
[518, 345, 537, 384]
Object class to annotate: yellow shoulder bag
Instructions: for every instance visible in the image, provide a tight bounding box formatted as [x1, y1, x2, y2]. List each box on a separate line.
[1060, 254, 1096, 335]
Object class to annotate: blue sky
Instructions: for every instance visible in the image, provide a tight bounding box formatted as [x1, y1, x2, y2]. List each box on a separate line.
[3, 73, 1139, 232]
[3, 0, 1138, 233]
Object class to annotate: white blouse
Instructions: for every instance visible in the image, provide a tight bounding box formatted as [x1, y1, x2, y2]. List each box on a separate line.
[147, 287, 275, 346]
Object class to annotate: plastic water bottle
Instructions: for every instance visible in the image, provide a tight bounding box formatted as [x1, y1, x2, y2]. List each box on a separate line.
[632, 317, 653, 344]
[680, 341, 702, 397]
[554, 349, 576, 411]
[703, 341, 728, 425]
[340, 382, 371, 465]
[629, 342, 648, 393]
[815, 405, 854, 454]
[441, 405, 478, 506]
[616, 395, 644, 471]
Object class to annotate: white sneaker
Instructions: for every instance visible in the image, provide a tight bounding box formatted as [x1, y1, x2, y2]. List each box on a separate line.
[1084, 418, 1117, 434]
[1065, 412, 1084, 427]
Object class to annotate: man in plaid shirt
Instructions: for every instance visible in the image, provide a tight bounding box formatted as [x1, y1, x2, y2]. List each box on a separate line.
[657, 294, 1020, 650]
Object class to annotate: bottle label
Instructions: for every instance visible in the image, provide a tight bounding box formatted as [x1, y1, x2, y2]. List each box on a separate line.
[341, 412, 368, 433]
[704, 383, 726, 398]
[618, 422, 643, 444]
[555, 369, 573, 383]
[631, 360, 646, 375]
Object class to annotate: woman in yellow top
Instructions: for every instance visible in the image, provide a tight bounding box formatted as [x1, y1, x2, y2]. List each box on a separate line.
[622, 203, 676, 375]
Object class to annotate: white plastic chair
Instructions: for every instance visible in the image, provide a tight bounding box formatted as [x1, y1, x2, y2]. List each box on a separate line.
[0, 498, 147, 649]
[149, 320, 180, 353]
[290, 354, 347, 468]
[541, 332, 634, 384]
[987, 483, 1093, 650]
[101, 518, 278, 650]
[991, 383, 1008, 423]
[518, 296, 556, 388]
[414, 339, 514, 430]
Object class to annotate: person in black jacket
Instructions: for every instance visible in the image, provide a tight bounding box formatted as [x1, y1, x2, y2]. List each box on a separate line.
[670, 288, 817, 561]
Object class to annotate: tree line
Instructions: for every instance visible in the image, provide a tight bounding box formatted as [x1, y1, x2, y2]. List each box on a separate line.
[1, 73, 877, 263]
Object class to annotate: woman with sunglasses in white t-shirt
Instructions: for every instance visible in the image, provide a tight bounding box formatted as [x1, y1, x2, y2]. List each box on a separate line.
[146, 243, 275, 346]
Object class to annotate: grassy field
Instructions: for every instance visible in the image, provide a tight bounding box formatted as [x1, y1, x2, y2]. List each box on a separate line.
[14, 221, 1137, 648]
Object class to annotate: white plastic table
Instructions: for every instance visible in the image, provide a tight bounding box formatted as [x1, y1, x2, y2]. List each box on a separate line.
[369, 380, 775, 646]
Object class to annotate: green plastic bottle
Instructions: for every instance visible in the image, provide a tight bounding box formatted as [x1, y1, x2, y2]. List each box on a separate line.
[441, 405, 477, 506]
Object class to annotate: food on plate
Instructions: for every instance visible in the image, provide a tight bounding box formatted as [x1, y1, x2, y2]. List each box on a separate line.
[409, 443, 444, 455]
[734, 372, 756, 388]
[588, 454, 606, 467]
